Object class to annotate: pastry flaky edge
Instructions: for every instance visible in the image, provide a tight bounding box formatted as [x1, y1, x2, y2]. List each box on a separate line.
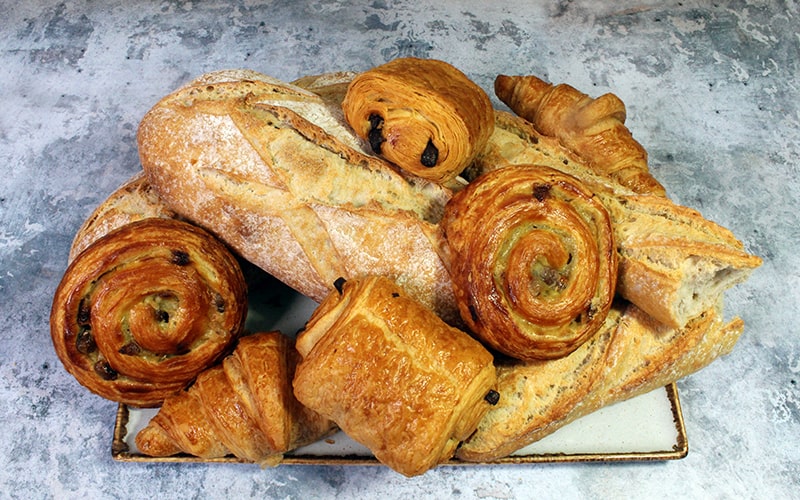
[293, 275, 497, 477]
[68, 172, 178, 263]
[137, 69, 461, 324]
[494, 74, 667, 197]
[135, 331, 336, 466]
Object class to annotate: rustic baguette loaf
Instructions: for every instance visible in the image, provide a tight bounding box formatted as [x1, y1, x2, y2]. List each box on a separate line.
[130, 66, 759, 333]
[69, 172, 177, 262]
[456, 298, 743, 461]
[137, 70, 459, 323]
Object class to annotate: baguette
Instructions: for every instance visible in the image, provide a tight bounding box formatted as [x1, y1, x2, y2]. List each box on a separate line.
[69, 172, 177, 262]
[456, 298, 743, 461]
[139, 70, 760, 330]
[137, 70, 460, 323]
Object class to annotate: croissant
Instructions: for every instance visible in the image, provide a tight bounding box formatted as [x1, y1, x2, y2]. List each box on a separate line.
[342, 57, 494, 184]
[494, 74, 667, 196]
[292, 276, 497, 477]
[443, 164, 618, 360]
[50, 218, 247, 407]
[135, 331, 335, 466]
[474, 111, 763, 329]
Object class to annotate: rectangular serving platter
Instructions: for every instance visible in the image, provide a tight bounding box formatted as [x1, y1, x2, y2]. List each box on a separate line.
[111, 270, 688, 465]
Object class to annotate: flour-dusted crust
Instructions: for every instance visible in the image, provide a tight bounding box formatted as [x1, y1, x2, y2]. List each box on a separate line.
[69, 173, 177, 262]
[137, 71, 459, 322]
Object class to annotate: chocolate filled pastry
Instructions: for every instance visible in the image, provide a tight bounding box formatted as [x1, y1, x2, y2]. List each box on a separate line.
[494, 74, 667, 196]
[442, 164, 618, 361]
[342, 57, 494, 184]
[50, 218, 247, 407]
[135, 332, 335, 466]
[292, 276, 497, 477]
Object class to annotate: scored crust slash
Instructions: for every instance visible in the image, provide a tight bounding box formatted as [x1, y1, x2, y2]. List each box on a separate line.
[51, 58, 761, 477]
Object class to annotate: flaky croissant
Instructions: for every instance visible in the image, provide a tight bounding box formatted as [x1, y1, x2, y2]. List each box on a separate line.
[135, 331, 335, 466]
[494, 74, 667, 196]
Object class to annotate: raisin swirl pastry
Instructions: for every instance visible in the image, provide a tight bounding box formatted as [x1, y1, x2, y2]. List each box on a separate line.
[342, 57, 494, 185]
[442, 165, 618, 361]
[50, 218, 247, 407]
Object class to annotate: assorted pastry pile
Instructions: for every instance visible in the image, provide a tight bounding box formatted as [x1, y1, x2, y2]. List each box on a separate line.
[50, 58, 762, 476]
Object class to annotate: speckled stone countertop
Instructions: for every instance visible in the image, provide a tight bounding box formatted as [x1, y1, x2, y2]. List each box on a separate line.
[1, 1, 798, 498]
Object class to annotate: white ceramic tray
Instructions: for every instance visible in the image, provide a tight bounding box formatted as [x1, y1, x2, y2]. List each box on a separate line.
[112, 270, 688, 465]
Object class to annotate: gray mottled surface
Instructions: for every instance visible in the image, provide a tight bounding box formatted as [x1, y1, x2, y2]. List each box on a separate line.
[1, 1, 798, 498]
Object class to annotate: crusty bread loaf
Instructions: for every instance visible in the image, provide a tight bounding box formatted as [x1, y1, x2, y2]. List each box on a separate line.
[456, 298, 743, 461]
[69, 173, 177, 262]
[137, 70, 460, 323]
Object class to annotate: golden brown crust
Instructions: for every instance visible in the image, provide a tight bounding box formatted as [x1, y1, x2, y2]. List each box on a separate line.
[50, 218, 247, 407]
[343, 58, 494, 184]
[457, 300, 744, 462]
[475, 112, 762, 329]
[443, 164, 618, 360]
[137, 71, 459, 323]
[135, 332, 335, 465]
[456, 304, 624, 461]
[292, 276, 497, 477]
[69, 173, 177, 262]
[494, 74, 666, 196]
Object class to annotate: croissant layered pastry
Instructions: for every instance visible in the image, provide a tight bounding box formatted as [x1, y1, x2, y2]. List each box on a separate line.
[443, 164, 618, 360]
[135, 331, 335, 465]
[494, 74, 667, 196]
[292, 276, 498, 477]
[342, 57, 494, 184]
[50, 218, 247, 407]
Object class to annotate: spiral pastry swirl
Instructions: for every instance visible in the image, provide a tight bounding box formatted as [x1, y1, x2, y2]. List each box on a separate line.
[342, 57, 494, 184]
[442, 165, 618, 360]
[50, 218, 247, 407]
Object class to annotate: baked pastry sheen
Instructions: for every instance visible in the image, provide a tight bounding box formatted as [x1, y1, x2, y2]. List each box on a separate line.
[342, 58, 494, 184]
[135, 332, 335, 466]
[50, 218, 247, 407]
[495, 74, 667, 196]
[293, 276, 497, 476]
[443, 164, 618, 360]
